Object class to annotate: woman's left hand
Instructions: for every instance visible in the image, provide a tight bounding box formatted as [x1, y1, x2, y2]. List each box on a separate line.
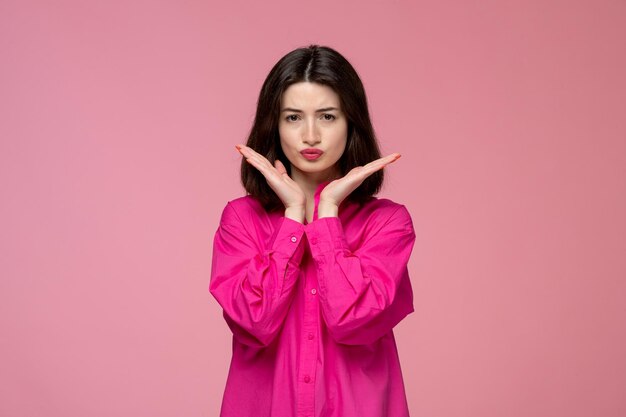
[319, 152, 402, 211]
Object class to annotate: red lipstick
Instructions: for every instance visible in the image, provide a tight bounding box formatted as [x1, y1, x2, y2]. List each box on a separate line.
[300, 148, 323, 160]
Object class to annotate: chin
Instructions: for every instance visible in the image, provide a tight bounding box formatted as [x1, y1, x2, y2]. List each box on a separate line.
[296, 164, 331, 173]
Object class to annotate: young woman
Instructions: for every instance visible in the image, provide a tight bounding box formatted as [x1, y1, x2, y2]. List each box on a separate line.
[209, 44, 416, 417]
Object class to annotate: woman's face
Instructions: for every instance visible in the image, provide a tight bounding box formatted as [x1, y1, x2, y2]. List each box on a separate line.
[278, 82, 348, 181]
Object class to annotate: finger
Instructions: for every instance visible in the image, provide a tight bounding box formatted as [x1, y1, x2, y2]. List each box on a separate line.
[247, 154, 271, 170]
[244, 156, 276, 180]
[363, 153, 400, 172]
[274, 159, 288, 176]
[361, 159, 387, 173]
[349, 154, 400, 182]
[241, 146, 274, 170]
[240, 144, 265, 160]
[248, 156, 287, 185]
[366, 153, 400, 167]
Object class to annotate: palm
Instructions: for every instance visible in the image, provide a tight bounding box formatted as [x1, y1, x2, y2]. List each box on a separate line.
[236, 144, 305, 208]
[319, 153, 401, 206]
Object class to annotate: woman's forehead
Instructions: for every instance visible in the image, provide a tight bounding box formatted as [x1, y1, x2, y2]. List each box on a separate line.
[281, 82, 341, 109]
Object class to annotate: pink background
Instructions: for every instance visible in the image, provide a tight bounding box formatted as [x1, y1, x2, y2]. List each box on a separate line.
[1, 1, 625, 416]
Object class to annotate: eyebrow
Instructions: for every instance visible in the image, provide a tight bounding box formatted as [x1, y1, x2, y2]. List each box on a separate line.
[280, 107, 340, 113]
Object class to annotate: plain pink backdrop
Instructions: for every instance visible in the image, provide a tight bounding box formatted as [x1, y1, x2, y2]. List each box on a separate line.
[1, 1, 625, 416]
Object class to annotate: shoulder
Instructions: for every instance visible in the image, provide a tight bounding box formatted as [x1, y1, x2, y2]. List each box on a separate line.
[364, 196, 403, 211]
[346, 197, 414, 234]
[219, 195, 267, 225]
[362, 197, 412, 222]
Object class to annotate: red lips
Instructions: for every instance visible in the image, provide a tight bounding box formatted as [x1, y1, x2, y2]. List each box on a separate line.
[300, 148, 323, 160]
[300, 148, 323, 155]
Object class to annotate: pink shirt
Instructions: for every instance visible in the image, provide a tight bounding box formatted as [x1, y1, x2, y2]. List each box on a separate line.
[209, 180, 416, 417]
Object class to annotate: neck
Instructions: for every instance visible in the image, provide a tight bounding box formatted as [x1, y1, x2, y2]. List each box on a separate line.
[290, 166, 339, 201]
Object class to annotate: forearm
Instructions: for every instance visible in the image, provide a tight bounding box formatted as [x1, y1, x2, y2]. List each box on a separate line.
[210, 211, 306, 347]
[304, 206, 416, 345]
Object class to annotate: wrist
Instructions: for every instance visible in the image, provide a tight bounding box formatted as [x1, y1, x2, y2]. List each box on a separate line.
[317, 200, 339, 218]
[285, 205, 305, 223]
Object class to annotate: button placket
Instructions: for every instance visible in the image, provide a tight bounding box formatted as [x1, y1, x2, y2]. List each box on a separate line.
[298, 227, 320, 417]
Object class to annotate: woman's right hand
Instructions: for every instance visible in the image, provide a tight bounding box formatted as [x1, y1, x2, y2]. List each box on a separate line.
[236, 144, 306, 214]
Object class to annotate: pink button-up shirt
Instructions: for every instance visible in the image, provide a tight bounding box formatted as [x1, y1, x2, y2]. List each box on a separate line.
[209, 180, 416, 417]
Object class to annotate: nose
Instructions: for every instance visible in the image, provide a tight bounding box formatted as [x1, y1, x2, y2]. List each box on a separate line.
[302, 119, 320, 145]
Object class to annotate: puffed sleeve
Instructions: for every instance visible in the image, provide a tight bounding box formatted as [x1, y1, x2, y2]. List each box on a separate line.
[304, 205, 416, 345]
[209, 201, 306, 347]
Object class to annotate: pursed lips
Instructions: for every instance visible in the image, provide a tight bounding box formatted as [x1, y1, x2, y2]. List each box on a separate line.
[301, 149, 323, 154]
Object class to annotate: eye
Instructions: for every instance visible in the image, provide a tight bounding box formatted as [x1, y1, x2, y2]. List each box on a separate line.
[322, 114, 336, 121]
[285, 114, 299, 122]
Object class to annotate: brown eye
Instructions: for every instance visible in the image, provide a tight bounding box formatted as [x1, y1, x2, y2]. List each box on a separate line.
[286, 115, 299, 122]
[322, 114, 336, 121]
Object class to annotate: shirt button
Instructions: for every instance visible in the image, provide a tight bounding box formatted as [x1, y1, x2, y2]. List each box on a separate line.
[310, 288, 317, 295]
[308, 332, 314, 340]
[290, 236, 297, 243]
[304, 375, 311, 383]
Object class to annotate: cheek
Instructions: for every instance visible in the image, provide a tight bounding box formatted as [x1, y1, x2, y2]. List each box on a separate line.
[278, 129, 297, 155]
[278, 126, 288, 145]
[332, 124, 348, 152]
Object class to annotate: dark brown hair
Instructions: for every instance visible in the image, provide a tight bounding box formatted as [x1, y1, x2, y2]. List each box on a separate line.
[241, 44, 384, 212]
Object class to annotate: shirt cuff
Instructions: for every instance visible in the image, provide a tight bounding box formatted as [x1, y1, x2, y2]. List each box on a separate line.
[304, 216, 350, 258]
[272, 216, 306, 265]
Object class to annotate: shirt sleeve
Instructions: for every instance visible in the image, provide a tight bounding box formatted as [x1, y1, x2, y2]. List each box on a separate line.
[304, 204, 416, 345]
[209, 201, 306, 347]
